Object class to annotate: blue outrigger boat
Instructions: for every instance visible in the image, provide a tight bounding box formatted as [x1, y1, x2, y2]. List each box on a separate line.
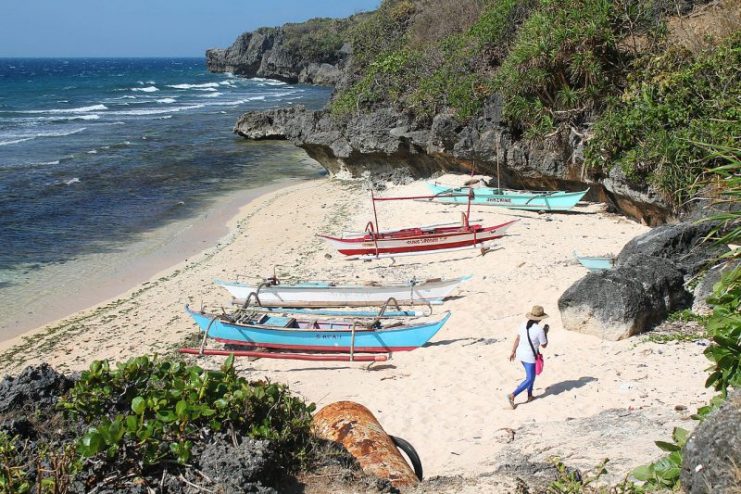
[425, 183, 589, 211]
[182, 305, 451, 361]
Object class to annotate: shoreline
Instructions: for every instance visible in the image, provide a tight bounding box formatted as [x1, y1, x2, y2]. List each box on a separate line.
[0, 174, 713, 483]
[0, 178, 308, 350]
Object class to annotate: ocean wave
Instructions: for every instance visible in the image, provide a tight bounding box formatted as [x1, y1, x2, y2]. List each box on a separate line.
[132, 86, 159, 93]
[64, 178, 80, 185]
[156, 98, 177, 104]
[87, 149, 97, 154]
[200, 92, 222, 98]
[20, 104, 108, 114]
[109, 104, 205, 116]
[192, 88, 218, 92]
[0, 137, 34, 146]
[38, 114, 100, 122]
[167, 82, 220, 89]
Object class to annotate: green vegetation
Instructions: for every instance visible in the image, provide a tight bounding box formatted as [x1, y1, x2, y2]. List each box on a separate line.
[585, 34, 741, 204]
[0, 355, 317, 492]
[329, 0, 739, 210]
[282, 16, 365, 64]
[62, 355, 315, 469]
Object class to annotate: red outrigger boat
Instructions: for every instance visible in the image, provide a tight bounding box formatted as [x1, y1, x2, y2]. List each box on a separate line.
[319, 190, 517, 259]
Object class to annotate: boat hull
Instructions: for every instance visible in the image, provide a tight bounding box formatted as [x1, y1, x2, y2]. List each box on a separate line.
[215, 276, 471, 307]
[319, 221, 515, 257]
[186, 306, 451, 353]
[426, 183, 588, 211]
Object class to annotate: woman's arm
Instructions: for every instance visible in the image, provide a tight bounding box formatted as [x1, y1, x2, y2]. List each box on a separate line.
[509, 335, 520, 361]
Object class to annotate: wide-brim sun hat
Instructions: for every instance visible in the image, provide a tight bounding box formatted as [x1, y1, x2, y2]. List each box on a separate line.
[525, 305, 549, 321]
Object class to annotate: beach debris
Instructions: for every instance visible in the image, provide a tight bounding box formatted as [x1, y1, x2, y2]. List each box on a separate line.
[313, 401, 420, 488]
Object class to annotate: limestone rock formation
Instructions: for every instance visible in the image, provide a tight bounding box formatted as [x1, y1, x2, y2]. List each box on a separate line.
[558, 254, 691, 340]
[234, 104, 673, 224]
[681, 392, 741, 494]
[206, 20, 353, 85]
[557, 221, 729, 340]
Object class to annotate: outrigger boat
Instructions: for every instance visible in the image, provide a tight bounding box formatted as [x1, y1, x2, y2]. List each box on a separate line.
[181, 305, 452, 362]
[574, 251, 614, 272]
[426, 182, 588, 211]
[319, 190, 516, 259]
[215, 276, 471, 307]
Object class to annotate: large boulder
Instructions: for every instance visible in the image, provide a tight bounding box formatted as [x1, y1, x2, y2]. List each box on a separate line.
[681, 392, 741, 494]
[558, 254, 691, 340]
[618, 222, 726, 277]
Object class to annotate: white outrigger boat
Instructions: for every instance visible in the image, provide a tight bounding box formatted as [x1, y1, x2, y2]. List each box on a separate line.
[214, 276, 471, 307]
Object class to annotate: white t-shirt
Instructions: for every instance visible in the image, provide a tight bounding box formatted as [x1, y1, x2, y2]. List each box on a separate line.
[515, 322, 548, 364]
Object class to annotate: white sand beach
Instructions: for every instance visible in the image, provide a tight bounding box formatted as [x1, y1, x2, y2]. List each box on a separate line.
[0, 175, 714, 486]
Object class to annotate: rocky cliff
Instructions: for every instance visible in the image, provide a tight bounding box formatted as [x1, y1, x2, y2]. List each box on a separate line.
[206, 17, 361, 85]
[234, 104, 670, 225]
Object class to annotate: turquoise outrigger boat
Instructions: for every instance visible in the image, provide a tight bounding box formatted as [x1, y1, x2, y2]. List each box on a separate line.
[425, 183, 589, 211]
[574, 251, 614, 272]
[182, 305, 451, 362]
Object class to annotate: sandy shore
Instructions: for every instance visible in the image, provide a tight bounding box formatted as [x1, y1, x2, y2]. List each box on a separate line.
[0, 175, 713, 486]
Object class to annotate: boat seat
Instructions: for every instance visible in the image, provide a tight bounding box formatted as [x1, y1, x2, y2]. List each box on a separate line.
[284, 318, 298, 328]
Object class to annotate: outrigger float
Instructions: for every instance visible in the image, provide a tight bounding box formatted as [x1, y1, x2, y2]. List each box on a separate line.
[180, 305, 452, 362]
[319, 190, 516, 259]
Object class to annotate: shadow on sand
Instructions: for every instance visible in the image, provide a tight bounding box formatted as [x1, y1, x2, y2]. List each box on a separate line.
[541, 376, 598, 398]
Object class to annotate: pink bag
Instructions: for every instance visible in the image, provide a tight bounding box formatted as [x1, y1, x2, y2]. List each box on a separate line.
[535, 353, 544, 375]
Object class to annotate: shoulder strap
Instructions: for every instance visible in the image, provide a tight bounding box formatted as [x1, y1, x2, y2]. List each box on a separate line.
[525, 324, 540, 358]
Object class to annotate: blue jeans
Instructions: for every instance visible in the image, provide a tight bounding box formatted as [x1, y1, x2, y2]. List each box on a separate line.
[512, 361, 536, 398]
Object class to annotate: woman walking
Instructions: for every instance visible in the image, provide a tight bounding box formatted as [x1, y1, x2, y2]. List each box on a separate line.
[507, 305, 549, 409]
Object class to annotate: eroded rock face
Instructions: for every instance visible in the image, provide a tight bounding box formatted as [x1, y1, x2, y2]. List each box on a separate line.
[559, 254, 691, 340]
[234, 104, 674, 225]
[206, 28, 346, 85]
[0, 363, 72, 413]
[681, 392, 741, 494]
[199, 437, 279, 494]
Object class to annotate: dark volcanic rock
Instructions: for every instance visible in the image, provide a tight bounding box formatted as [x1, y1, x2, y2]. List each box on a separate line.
[199, 437, 279, 493]
[559, 254, 691, 340]
[681, 392, 741, 494]
[618, 222, 727, 276]
[0, 363, 72, 413]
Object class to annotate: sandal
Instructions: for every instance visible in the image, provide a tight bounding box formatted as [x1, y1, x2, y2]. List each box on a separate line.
[507, 394, 517, 409]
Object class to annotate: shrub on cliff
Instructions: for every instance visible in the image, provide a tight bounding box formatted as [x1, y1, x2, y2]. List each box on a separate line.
[586, 33, 741, 205]
[0, 355, 317, 492]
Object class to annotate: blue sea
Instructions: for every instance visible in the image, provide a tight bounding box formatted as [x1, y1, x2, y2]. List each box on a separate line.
[0, 58, 331, 337]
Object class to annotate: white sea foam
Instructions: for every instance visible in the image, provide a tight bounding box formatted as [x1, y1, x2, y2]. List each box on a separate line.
[21, 104, 108, 114]
[156, 115, 173, 120]
[65, 178, 80, 185]
[192, 88, 218, 92]
[200, 92, 222, 98]
[0, 137, 34, 146]
[167, 82, 220, 89]
[87, 149, 97, 154]
[156, 98, 177, 104]
[38, 114, 101, 122]
[109, 104, 205, 116]
[132, 86, 159, 93]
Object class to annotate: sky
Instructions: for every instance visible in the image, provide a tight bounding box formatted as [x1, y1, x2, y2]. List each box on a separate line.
[0, 0, 381, 57]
